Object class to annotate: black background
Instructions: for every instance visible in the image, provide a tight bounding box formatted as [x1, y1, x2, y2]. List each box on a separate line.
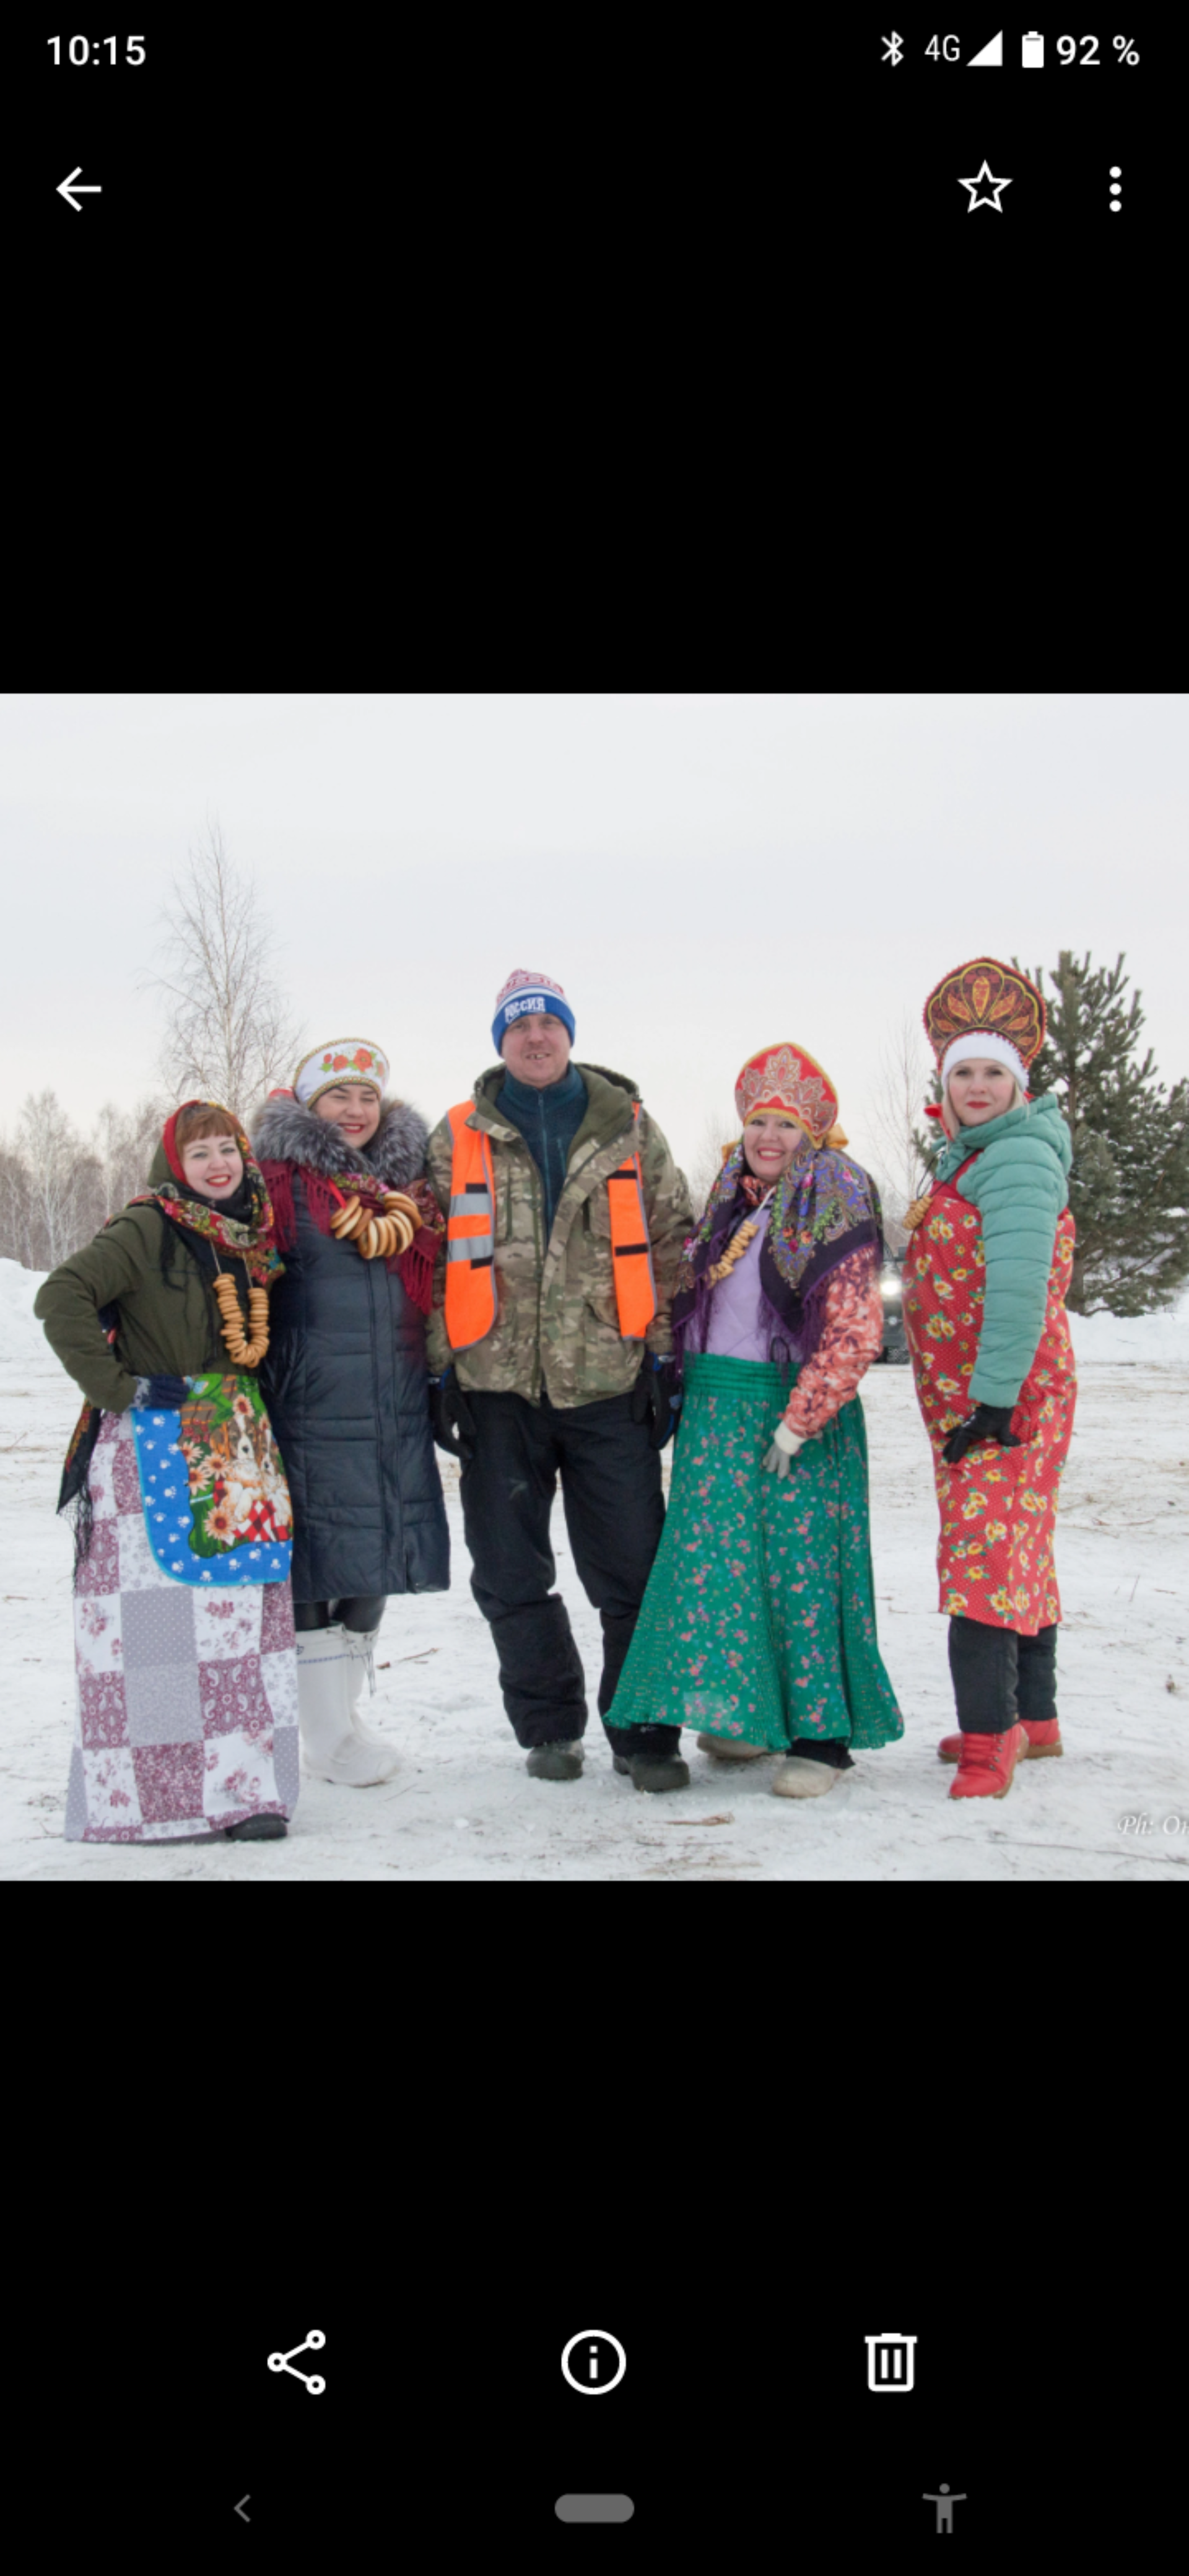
[41, 2261, 1115, 2559]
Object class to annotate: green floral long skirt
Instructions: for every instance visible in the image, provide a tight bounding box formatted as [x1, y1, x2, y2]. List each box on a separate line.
[607, 1354, 905, 1751]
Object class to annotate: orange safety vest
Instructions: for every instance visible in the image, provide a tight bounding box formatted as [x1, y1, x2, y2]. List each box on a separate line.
[444, 1104, 497, 1351]
[443, 1099, 658, 1352]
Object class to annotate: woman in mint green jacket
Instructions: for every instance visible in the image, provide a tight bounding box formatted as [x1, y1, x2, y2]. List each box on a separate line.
[902, 959, 1078, 1803]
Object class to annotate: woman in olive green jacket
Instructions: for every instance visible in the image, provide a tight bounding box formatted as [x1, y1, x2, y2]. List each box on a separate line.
[35, 1100, 300, 1848]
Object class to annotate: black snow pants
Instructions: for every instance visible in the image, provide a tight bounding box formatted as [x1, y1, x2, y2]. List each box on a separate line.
[949, 1616, 1058, 1733]
[294, 1597, 388, 1633]
[459, 1388, 677, 1757]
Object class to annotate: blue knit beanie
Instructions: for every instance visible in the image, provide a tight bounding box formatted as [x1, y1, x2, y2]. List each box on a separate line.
[491, 968, 576, 1055]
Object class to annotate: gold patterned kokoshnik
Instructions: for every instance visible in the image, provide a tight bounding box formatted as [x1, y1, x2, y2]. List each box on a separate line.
[921, 957, 1045, 1069]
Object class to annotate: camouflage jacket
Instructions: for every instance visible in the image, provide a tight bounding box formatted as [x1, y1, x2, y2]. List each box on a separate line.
[425, 1063, 694, 1405]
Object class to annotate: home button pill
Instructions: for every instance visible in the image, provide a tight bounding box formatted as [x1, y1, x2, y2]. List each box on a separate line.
[555, 2496, 635, 2523]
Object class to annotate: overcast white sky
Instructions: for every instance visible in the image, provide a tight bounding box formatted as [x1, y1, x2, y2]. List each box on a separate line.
[1, 693, 1184, 1191]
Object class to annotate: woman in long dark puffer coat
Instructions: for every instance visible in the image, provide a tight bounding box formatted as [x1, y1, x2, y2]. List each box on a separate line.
[250, 1037, 449, 1787]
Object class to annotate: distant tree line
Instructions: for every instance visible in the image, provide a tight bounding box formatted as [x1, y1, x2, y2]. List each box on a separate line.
[0, 1092, 168, 1273]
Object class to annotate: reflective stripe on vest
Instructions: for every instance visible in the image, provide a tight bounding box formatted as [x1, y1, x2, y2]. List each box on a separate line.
[606, 1101, 657, 1339]
[443, 1096, 657, 1352]
[443, 1103, 497, 1351]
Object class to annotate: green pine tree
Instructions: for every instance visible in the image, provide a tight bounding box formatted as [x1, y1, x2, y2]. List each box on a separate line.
[1018, 951, 1189, 1316]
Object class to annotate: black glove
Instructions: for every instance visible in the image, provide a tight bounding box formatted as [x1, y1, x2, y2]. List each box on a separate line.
[630, 1356, 682, 1450]
[134, 1375, 190, 1409]
[942, 1403, 1022, 1465]
[429, 1368, 477, 1460]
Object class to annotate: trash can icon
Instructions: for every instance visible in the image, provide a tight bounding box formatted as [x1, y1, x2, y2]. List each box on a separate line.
[866, 2331, 917, 2391]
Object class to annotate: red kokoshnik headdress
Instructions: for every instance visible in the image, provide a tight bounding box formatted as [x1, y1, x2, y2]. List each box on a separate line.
[922, 957, 1046, 1083]
[734, 1040, 848, 1149]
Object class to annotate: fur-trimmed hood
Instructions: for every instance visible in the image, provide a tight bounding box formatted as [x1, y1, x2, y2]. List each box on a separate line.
[249, 1094, 429, 1191]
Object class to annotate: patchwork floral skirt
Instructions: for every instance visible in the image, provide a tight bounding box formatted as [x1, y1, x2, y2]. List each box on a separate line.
[64, 1409, 300, 1842]
[606, 1355, 904, 1751]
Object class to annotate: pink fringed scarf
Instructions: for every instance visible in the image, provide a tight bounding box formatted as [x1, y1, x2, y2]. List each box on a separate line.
[259, 1160, 442, 1316]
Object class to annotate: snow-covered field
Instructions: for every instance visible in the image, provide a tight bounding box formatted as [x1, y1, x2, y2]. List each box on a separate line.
[2, 1256, 1187, 1880]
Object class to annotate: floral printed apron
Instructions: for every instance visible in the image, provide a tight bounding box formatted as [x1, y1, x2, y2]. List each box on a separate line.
[131, 1373, 293, 1586]
[902, 1159, 1078, 1635]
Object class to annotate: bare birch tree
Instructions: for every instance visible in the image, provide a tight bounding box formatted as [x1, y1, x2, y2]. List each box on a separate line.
[12, 1092, 101, 1269]
[92, 1095, 172, 1218]
[0, 1141, 34, 1266]
[146, 820, 302, 1118]
[866, 1012, 934, 1250]
[686, 1112, 741, 1218]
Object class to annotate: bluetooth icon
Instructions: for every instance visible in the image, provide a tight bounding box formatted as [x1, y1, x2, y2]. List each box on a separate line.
[881, 30, 904, 64]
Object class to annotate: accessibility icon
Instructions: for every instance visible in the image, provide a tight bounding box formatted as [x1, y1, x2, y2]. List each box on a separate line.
[924, 2484, 966, 2531]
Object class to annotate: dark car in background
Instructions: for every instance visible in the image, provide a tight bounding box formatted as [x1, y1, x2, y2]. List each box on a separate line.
[875, 1251, 909, 1362]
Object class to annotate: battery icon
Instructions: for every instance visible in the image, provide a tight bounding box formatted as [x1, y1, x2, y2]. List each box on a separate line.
[1022, 30, 1044, 64]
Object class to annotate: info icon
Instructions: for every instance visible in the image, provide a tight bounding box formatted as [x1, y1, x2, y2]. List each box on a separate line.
[561, 2331, 627, 2395]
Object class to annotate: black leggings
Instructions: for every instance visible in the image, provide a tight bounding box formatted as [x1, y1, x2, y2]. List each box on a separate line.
[294, 1596, 388, 1634]
[948, 1617, 1058, 1734]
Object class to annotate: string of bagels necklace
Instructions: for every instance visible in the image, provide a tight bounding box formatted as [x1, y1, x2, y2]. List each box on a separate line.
[707, 1188, 775, 1285]
[327, 1185, 422, 1261]
[211, 1260, 270, 1367]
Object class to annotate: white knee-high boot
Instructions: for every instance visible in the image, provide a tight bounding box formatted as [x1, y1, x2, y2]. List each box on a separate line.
[296, 1624, 398, 1786]
[342, 1624, 393, 1756]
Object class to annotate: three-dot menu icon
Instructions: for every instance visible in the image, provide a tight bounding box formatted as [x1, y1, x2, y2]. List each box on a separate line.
[1109, 166, 1122, 211]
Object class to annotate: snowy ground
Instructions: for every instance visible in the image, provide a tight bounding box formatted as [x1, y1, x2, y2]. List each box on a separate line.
[2, 1258, 1187, 1881]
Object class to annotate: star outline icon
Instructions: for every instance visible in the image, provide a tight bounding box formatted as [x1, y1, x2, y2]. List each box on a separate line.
[958, 159, 1013, 212]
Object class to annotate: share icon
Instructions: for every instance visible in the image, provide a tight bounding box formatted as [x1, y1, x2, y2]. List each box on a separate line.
[267, 2330, 326, 2393]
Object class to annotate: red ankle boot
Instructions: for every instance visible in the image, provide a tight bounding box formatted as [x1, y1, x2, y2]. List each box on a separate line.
[938, 1714, 1063, 1762]
[948, 1721, 1029, 1799]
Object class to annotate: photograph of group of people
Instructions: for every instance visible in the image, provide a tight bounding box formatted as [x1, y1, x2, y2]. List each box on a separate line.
[37, 954, 1076, 1847]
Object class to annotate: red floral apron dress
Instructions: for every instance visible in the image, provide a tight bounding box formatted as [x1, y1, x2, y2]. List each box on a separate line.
[902, 1157, 1078, 1635]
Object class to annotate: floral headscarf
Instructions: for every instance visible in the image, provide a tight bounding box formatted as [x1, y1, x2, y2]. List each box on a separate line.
[131, 1102, 284, 1286]
[673, 1132, 883, 1367]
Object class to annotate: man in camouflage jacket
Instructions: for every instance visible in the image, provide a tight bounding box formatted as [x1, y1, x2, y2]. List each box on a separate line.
[424, 970, 694, 1791]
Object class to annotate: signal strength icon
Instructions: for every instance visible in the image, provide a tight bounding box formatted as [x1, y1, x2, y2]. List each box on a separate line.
[968, 29, 1003, 63]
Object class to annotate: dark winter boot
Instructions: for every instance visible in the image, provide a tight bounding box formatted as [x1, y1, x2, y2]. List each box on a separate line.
[612, 1751, 690, 1793]
[525, 1740, 585, 1781]
[224, 1816, 288, 1840]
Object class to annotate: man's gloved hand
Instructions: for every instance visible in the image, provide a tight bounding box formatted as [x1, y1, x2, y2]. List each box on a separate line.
[429, 1367, 477, 1460]
[942, 1403, 1022, 1465]
[630, 1355, 682, 1450]
[134, 1375, 190, 1409]
[762, 1419, 804, 1479]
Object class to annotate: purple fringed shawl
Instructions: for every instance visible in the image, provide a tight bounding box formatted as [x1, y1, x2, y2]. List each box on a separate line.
[672, 1138, 884, 1376]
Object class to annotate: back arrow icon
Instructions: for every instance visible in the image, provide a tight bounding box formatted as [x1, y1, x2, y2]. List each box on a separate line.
[58, 167, 102, 212]
[235, 2497, 250, 2523]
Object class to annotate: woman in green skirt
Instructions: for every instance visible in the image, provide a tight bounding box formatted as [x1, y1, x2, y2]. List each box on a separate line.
[607, 1041, 904, 1797]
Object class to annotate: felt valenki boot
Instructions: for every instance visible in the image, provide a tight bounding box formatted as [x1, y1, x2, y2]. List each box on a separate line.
[297, 1625, 398, 1786]
[342, 1624, 398, 1758]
